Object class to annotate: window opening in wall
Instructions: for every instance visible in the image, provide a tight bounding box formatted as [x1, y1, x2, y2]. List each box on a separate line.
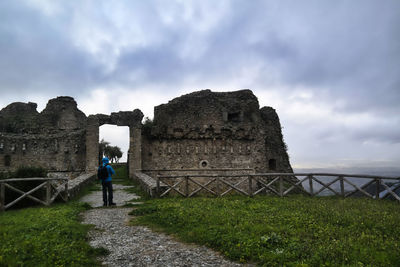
[228, 112, 241, 122]
[99, 125, 129, 163]
[4, 155, 11, 167]
[269, 159, 276, 171]
[199, 160, 209, 168]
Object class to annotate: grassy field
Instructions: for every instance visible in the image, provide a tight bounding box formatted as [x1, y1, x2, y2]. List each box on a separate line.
[0, 168, 114, 267]
[0, 201, 106, 266]
[0, 166, 106, 266]
[131, 195, 400, 266]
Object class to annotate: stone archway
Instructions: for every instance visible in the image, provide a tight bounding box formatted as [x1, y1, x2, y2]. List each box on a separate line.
[85, 110, 144, 178]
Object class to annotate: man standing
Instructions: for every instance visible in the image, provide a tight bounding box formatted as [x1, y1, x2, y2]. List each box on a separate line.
[98, 157, 116, 206]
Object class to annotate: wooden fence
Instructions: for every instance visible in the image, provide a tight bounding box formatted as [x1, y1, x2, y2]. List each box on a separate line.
[156, 173, 400, 202]
[0, 178, 69, 211]
[143, 168, 255, 175]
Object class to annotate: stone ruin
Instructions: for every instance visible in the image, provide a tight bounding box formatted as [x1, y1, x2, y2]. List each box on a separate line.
[142, 90, 292, 173]
[0, 89, 293, 185]
[0, 97, 87, 178]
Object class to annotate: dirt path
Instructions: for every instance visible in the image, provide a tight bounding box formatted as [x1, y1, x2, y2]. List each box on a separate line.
[80, 183, 248, 266]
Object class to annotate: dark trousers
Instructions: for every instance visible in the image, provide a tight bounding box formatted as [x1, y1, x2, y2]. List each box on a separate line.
[102, 181, 113, 205]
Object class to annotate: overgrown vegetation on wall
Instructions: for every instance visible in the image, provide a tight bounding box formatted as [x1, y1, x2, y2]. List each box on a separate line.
[0, 166, 47, 180]
[12, 166, 47, 178]
[141, 116, 153, 137]
[131, 196, 400, 266]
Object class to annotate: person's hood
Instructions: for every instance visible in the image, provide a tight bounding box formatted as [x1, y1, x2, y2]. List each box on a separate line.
[102, 157, 109, 165]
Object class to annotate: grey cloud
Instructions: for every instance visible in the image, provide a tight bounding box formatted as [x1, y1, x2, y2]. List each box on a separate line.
[315, 123, 400, 145]
[275, 1, 400, 113]
[0, 1, 103, 95]
[1, 0, 399, 104]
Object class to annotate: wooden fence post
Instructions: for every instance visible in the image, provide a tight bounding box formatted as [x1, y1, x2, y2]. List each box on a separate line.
[248, 176, 253, 197]
[65, 180, 69, 201]
[0, 183, 5, 212]
[46, 180, 51, 205]
[156, 176, 160, 197]
[185, 176, 189, 197]
[339, 176, 345, 197]
[216, 177, 220, 197]
[375, 179, 380, 200]
[279, 176, 284, 197]
[308, 175, 313, 196]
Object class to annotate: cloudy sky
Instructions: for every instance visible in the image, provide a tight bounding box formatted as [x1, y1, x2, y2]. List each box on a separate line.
[0, 0, 399, 170]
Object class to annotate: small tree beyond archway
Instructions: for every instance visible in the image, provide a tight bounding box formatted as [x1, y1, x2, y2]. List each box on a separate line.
[99, 139, 123, 163]
[99, 124, 129, 164]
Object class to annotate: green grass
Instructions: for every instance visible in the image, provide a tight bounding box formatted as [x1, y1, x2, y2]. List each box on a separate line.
[130, 195, 400, 266]
[110, 164, 130, 185]
[0, 167, 115, 266]
[0, 201, 105, 267]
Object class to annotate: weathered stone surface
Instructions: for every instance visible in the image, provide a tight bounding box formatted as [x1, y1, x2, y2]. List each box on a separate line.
[40, 96, 87, 131]
[0, 131, 86, 171]
[66, 172, 97, 199]
[94, 109, 144, 127]
[150, 89, 258, 140]
[142, 90, 292, 173]
[0, 102, 40, 133]
[0, 96, 88, 172]
[110, 109, 143, 127]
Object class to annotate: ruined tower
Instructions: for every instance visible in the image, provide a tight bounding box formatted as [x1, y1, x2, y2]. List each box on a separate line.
[141, 89, 292, 173]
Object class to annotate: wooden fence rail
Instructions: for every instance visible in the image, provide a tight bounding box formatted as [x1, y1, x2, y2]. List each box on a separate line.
[156, 173, 400, 202]
[0, 178, 69, 212]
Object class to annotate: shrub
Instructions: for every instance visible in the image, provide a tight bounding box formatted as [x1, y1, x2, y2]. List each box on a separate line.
[142, 117, 153, 137]
[12, 166, 47, 178]
[0, 171, 10, 180]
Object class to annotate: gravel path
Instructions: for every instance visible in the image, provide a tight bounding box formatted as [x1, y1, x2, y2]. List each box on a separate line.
[79, 183, 140, 207]
[80, 184, 250, 266]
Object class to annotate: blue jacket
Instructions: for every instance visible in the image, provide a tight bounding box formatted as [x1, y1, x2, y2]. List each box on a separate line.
[98, 157, 115, 182]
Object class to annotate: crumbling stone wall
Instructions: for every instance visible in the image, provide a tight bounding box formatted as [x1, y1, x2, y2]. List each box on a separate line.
[0, 97, 87, 172]
[0, 90, 293, 183]
[142, 90, 292, 174]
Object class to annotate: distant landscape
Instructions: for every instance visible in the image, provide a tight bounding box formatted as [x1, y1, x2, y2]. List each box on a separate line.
[294, 167, 400, 196]
[294, 167, 400, 177]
